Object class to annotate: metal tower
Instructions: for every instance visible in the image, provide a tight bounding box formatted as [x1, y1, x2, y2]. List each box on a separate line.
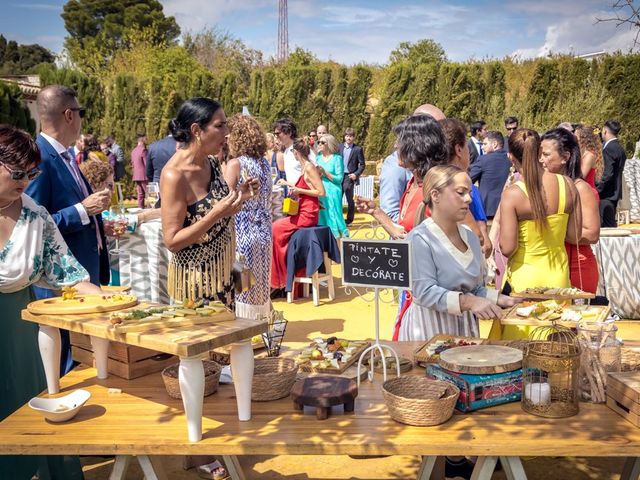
[277, 0, 289, 62]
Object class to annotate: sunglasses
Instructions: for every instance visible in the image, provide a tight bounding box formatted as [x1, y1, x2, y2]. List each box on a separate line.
[506, 127, 518, 132]
[0, 162, 41, 181]
[63, 107, 86, 118]
[317, 140, 327, 145]
[309, 133, 317, 137]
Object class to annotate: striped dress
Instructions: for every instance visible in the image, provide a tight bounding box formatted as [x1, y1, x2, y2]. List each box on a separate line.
[234, 155, 273, 319]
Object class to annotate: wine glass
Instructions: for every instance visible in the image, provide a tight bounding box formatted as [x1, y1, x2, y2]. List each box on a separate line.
[146, 182, 160, 209]
[106, 206, 128, 256]
[271, 166, 278, 183]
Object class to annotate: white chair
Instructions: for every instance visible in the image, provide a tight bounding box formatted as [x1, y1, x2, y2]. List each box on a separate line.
[287, 252, 335, 306]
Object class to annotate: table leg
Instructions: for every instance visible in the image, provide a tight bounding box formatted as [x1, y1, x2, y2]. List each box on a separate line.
[499, 456, 527, 480]
[90, 336, 110, 379]
[222, 455, 247, 480]
[416, 455, 438, 480]
[179, 356, 205, 442]
[470, 456, 498, 480]
[138, 455, 168, 480]
[230, 340, 254, 421]
[621, 457, 640, 480]
[109, 455, 131, 480]
[38, 325, 60, 394]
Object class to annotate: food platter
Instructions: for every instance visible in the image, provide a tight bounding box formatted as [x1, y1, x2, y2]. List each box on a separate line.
[510, 287, 594, 300]
[296, 337, 370, 374]
[413, 334, 485, 367]
[27, 293, 138, 315]
[501, 300, 610, 326]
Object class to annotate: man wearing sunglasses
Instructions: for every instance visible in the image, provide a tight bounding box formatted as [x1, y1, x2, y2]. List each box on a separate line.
[26, 84, 111, 375]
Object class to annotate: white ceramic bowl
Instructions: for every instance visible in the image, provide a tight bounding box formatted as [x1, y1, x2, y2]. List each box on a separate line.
[28, 389, 91, 422]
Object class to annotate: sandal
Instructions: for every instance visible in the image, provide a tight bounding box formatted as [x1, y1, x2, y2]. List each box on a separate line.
[196, 460, 228, 480]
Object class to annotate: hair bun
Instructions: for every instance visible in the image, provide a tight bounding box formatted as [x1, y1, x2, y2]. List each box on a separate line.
[168, 118, 191, 143]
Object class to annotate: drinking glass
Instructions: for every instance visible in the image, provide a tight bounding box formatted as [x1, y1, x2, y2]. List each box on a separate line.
[271, 166, 278, 183]
[106, 206, 128, 256]
[146, 182, 160, 208]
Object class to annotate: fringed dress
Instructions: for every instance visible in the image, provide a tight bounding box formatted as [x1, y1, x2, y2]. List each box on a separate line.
[167, 157, 236, 308]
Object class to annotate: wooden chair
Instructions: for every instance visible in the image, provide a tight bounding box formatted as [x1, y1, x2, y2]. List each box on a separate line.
[287, 252, 335, 306]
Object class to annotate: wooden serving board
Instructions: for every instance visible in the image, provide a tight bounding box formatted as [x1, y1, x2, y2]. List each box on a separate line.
[438, 345, 523, 374]
[600, 228, 633, 237]
[501, 304, 610, 327]
[607, 371, 640, 427]
[27, 294, 138, 315]
[510, 291, 595, 300]
[112, 311, 235, 333]
[298, 341, 370, 375]
[413, 334, 486, 366]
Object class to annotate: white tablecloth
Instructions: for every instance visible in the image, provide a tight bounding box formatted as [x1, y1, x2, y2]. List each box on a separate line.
[110, 219, 171, 304]
[594, 235, 640, 319]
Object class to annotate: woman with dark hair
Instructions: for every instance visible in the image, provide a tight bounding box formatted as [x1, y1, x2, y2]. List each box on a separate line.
[499, 129, 581, 337]
[541, 128, 600, 293]
[271, 138, 325, 294]
[225, 114, 272, 319]
[0, 124, 101, 479]
[357, 114, 449, 238]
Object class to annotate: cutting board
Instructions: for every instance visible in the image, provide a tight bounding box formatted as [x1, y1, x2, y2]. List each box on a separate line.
[27, 294, 138, 315]
[438, 345, 523, 374]
[111, 311, 236, 333]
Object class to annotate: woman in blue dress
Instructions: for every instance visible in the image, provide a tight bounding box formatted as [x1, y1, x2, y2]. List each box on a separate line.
[315, 134, 349, 238]
[226, 114, 273, 319]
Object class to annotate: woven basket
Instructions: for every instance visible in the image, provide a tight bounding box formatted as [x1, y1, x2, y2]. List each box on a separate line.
[252, 357, 298, 401]
[162, 360, 222, 400]
[382, 376, 459, 426]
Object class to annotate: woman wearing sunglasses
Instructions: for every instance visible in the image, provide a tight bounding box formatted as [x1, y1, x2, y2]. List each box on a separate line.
[0, 124, 101, 479]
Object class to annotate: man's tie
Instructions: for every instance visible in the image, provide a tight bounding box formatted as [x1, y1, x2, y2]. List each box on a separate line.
[61, 151, 103, 251]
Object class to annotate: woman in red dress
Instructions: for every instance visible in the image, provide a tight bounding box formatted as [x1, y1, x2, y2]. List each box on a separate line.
[541, 128, 600, 293]
[575, 125, 604, 189]
[271, 138, 325, 291]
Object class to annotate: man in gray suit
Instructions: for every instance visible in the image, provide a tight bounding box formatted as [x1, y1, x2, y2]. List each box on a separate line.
[467, 120, 486, 164]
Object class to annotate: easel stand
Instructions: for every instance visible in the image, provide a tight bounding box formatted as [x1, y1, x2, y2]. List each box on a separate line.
[356, 287, 400, 387]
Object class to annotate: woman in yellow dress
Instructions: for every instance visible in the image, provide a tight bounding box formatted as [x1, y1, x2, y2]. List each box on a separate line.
[498, 129, 582, 338]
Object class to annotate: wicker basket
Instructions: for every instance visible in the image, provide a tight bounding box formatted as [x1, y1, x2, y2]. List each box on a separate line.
[382, 376, 459, 426]
[161, 360, 222, 400]
[252, 357, 298, 402]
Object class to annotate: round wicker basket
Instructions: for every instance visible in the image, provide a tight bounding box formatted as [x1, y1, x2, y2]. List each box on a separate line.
[162, 360, 222, 400]
[382, 376, 459, 426]
[252, 357, 299, 402]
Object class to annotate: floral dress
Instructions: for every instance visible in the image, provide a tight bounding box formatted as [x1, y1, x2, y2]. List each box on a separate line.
[0, 194, 88, 479]
[235, 156, 272, 319]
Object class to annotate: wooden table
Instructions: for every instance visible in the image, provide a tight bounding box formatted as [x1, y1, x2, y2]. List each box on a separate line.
[3, 341, 640, 479]
[21, 304, 267, 442]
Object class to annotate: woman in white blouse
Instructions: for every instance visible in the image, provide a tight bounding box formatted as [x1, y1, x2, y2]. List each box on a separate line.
[399, 165, 518, 341]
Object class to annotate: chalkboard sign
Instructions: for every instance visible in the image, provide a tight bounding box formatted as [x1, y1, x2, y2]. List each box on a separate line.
[341, 239, 411, 289]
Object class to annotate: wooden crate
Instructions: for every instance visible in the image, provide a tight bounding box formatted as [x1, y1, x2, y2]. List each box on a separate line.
[70, 332, 176, 380]
[607, 371, 640, 427]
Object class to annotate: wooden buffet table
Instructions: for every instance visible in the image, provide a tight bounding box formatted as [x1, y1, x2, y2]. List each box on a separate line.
[21, 304, 267, 442]
[2, 342, 640, 479]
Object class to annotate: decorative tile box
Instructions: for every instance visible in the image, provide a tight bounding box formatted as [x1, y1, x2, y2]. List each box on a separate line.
[426, 363, 522, 412]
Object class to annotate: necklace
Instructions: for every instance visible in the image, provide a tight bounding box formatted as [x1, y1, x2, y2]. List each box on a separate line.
[399, 180, 422, 221]
[0, 199, 14, 212]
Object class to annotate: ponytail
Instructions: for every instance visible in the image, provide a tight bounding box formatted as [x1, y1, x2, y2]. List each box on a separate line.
[521, 132, 548, 230]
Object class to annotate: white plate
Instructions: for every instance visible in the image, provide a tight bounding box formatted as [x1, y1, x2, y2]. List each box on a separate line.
[29, 389, 91, 422]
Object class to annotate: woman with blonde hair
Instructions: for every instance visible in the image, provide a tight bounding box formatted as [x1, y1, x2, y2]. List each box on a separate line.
[575, 125, 604, 189]
[399, 164, 517, 341]
[225, 114, 272, 319]
[316, 133, 349, 238]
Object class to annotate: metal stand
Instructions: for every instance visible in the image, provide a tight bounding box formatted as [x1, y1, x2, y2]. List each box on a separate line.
[356, 287, 400, 387]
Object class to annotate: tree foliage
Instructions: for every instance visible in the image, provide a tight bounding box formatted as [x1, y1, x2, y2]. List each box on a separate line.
[0, 81, 35, 133]
[61, 0, 180, 74]
[388, 39, 446, 66]
[0, 35, 55, 74]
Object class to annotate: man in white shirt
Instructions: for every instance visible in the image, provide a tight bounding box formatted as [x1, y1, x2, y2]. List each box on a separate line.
[273, 118, 300, 185]
[467, 120, 487, 165]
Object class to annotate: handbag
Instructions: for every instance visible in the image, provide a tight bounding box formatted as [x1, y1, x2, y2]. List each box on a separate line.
[232, 255, 256, 293]
[282, 197, 299, 216]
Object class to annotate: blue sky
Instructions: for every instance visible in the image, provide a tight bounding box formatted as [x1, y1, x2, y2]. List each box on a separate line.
[1, 0, 636, 64]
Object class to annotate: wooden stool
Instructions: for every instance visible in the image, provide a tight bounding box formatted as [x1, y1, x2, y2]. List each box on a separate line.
[287, 252, 335, 306]
[291, 376, 358, 420]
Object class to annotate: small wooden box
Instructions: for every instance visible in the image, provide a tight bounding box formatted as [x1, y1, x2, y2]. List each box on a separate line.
[70, 332, 176, 380]
[606, 371, 640, 427]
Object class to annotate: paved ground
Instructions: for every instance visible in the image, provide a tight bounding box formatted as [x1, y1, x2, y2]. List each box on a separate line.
[82, 214, 638, 479]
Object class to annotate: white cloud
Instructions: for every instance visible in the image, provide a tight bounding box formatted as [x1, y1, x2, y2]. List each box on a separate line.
[511, 11, 637, 59]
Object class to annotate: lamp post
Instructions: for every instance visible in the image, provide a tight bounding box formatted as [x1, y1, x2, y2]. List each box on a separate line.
[326, 104, 334, 133]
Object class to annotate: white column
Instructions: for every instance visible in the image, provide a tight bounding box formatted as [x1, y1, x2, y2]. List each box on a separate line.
[38, 325, 61, 394]
[230, 340, 254, 421]
[178, 356, 204, 442]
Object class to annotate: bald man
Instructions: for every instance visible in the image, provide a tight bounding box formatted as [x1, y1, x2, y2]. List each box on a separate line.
[26, 84, 111, 374]
[413, 103, 446, 121]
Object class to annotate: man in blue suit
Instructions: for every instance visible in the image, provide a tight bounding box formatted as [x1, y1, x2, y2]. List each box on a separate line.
[26, 85, 111, 374]
[146, 133, 177, 184]
[469, 131, 511, 219]
[338, 128, 365, 224]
